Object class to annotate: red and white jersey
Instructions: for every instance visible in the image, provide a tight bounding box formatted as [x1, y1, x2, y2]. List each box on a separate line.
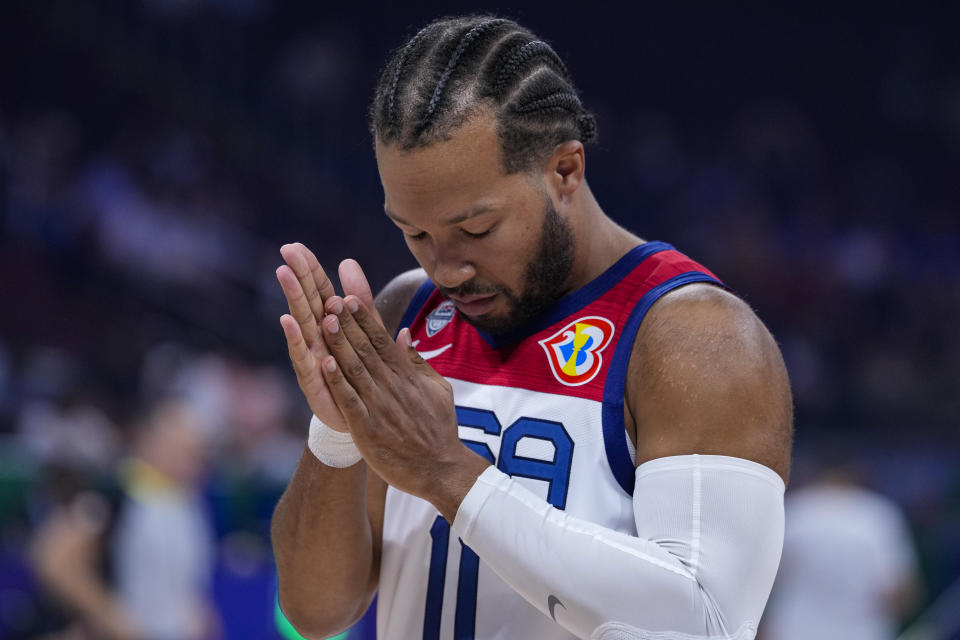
[377, 242, 721, 640]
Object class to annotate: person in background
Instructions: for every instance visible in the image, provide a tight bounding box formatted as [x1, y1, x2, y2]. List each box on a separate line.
[762, 448, 921, 640]
[29, 487, 138, 640]
[31, 398, 219, 640]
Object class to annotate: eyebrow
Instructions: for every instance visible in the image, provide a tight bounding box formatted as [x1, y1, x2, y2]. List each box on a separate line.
[384, 204, 495, 226]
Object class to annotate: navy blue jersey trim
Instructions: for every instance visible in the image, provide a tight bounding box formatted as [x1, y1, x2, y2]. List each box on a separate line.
[600, 271, 724, 496]
[395, 279, 437, 339]
[477, 241, 674, 349]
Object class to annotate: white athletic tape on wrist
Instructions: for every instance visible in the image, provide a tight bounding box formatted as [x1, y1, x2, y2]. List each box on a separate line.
[307, 416, 362, 468]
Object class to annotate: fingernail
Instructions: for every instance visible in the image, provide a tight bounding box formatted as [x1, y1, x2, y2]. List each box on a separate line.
[324, 357, 336, 373]
[326, 316, 340, 334]
[402, 328, 413, 347]
[346, 298, 359, 313]
[330, 299, 343, 315]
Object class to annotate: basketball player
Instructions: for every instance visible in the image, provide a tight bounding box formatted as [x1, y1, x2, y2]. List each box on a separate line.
[271, 15, 792, 640]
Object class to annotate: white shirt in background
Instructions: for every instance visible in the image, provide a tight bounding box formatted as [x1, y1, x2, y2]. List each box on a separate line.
[764, 483, 918, 640]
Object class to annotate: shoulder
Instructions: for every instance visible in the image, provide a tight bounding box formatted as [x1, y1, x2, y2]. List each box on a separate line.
[375, 268, 429, 336]
[626, 282, 793, 481]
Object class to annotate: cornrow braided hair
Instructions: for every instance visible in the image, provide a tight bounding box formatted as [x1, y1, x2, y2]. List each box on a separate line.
[492, 40, 568, 98]
[386, 25, 434, 127]
[421, 19, 509, 125]
[370, 14, 597, 174]
[513, 90, 582, 115]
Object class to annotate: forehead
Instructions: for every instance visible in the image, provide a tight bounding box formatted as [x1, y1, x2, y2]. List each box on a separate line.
[375, 115, 532, 221]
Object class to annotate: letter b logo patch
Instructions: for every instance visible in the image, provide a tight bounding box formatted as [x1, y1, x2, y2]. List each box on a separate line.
[538, 316, 615, 386]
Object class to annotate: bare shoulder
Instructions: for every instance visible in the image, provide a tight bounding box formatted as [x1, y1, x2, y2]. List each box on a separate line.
[375, 268, 429, 336]
[627, 283, 793, 481]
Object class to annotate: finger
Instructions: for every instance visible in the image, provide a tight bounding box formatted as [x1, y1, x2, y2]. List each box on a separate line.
[398, 327, 448, 383]
[343, 295, 408, 372]
[339, 259, 382, 327]
[281, 243, 336, 326]
[279, 314, 316, 381]
[327, 295, 397, 383]
[319, 355, 369, 425]
[302, 243, 338, 302]
[398, 328, 425, 365]
[277, 265, 321, 349]
[321, 311, 378, 396]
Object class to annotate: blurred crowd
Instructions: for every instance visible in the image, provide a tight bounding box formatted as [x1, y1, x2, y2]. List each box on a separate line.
[0, 1, 958, 638]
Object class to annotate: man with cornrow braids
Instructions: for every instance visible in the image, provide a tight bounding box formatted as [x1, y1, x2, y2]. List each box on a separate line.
[272, 14, 791, 640]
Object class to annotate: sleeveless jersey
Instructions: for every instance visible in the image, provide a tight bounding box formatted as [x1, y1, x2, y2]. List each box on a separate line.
[377, 241, 722, 640]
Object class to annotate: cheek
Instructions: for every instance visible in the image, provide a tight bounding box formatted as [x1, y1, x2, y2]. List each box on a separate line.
[505, 217, 540, 257]
[483, 227, 538, 285]
[404, 237, 432, 267]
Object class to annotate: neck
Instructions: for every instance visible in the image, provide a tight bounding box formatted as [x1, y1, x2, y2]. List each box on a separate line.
[565, 183, 644, 291]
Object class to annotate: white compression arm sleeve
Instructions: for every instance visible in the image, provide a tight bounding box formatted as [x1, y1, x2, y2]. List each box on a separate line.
[451, 454, 785, 640]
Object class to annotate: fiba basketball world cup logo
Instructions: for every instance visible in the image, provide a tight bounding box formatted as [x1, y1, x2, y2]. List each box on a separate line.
[538, 316, 615, 386]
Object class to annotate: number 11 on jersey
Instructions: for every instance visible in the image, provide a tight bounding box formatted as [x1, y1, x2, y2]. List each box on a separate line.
[421, 406, 575, 639]
[423, 516, 481, 640]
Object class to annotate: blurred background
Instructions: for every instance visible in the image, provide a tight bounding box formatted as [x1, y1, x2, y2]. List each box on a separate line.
[0, 1, 957, 638]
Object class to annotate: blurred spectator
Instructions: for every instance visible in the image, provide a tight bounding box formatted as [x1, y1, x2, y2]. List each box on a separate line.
[763, 449, 922, 640]
[29, 399, 219, 640]
[113, 400, 218, 640]
[30, 490, 138, 640]
[16, 388, 121, 471]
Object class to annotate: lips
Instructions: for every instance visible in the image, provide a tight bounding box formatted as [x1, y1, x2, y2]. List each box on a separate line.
[449, 293, 497, 315]
[450, 293, 495, 304]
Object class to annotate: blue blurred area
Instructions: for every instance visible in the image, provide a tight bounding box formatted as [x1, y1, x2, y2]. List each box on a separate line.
[0, 0, 957, 638]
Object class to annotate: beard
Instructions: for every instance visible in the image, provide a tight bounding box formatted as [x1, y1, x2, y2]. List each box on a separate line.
[438, 196, 575, 335]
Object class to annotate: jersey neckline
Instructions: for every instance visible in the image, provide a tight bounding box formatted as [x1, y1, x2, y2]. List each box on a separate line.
[474, 240, 674, 349]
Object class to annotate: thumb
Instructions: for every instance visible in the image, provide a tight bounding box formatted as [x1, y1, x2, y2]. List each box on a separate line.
[397, 328, 420, 360]
[397, 328, 438, 373]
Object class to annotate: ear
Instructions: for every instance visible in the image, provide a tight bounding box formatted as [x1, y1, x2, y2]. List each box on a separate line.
[545, 140, 585, 200]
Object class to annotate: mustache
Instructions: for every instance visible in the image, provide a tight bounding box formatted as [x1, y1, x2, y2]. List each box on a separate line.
[438, 282, 503, 299]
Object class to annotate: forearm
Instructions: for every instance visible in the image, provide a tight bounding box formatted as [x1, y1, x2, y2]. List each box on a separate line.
[271, 448, 377, 637]
[452, 455, 785, 640]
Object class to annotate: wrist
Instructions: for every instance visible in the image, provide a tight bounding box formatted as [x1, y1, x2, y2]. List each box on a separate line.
[307, 416, 362, 468]
[430, 448, 492, 524]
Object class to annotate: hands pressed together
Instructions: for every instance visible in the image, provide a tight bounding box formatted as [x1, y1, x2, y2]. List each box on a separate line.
[275, 243, 490, 520]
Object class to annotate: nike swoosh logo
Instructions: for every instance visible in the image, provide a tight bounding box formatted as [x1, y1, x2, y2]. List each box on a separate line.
[411, 340, 452, 360]
[547, 594, 565, 622]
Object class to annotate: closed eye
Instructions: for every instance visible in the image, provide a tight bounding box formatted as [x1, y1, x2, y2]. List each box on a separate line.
[403, 227, 493, 240]
[462, 227, 493, 239]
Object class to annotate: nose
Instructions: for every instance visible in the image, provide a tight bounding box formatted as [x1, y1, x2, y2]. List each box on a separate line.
[431, 243, 476, 290]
